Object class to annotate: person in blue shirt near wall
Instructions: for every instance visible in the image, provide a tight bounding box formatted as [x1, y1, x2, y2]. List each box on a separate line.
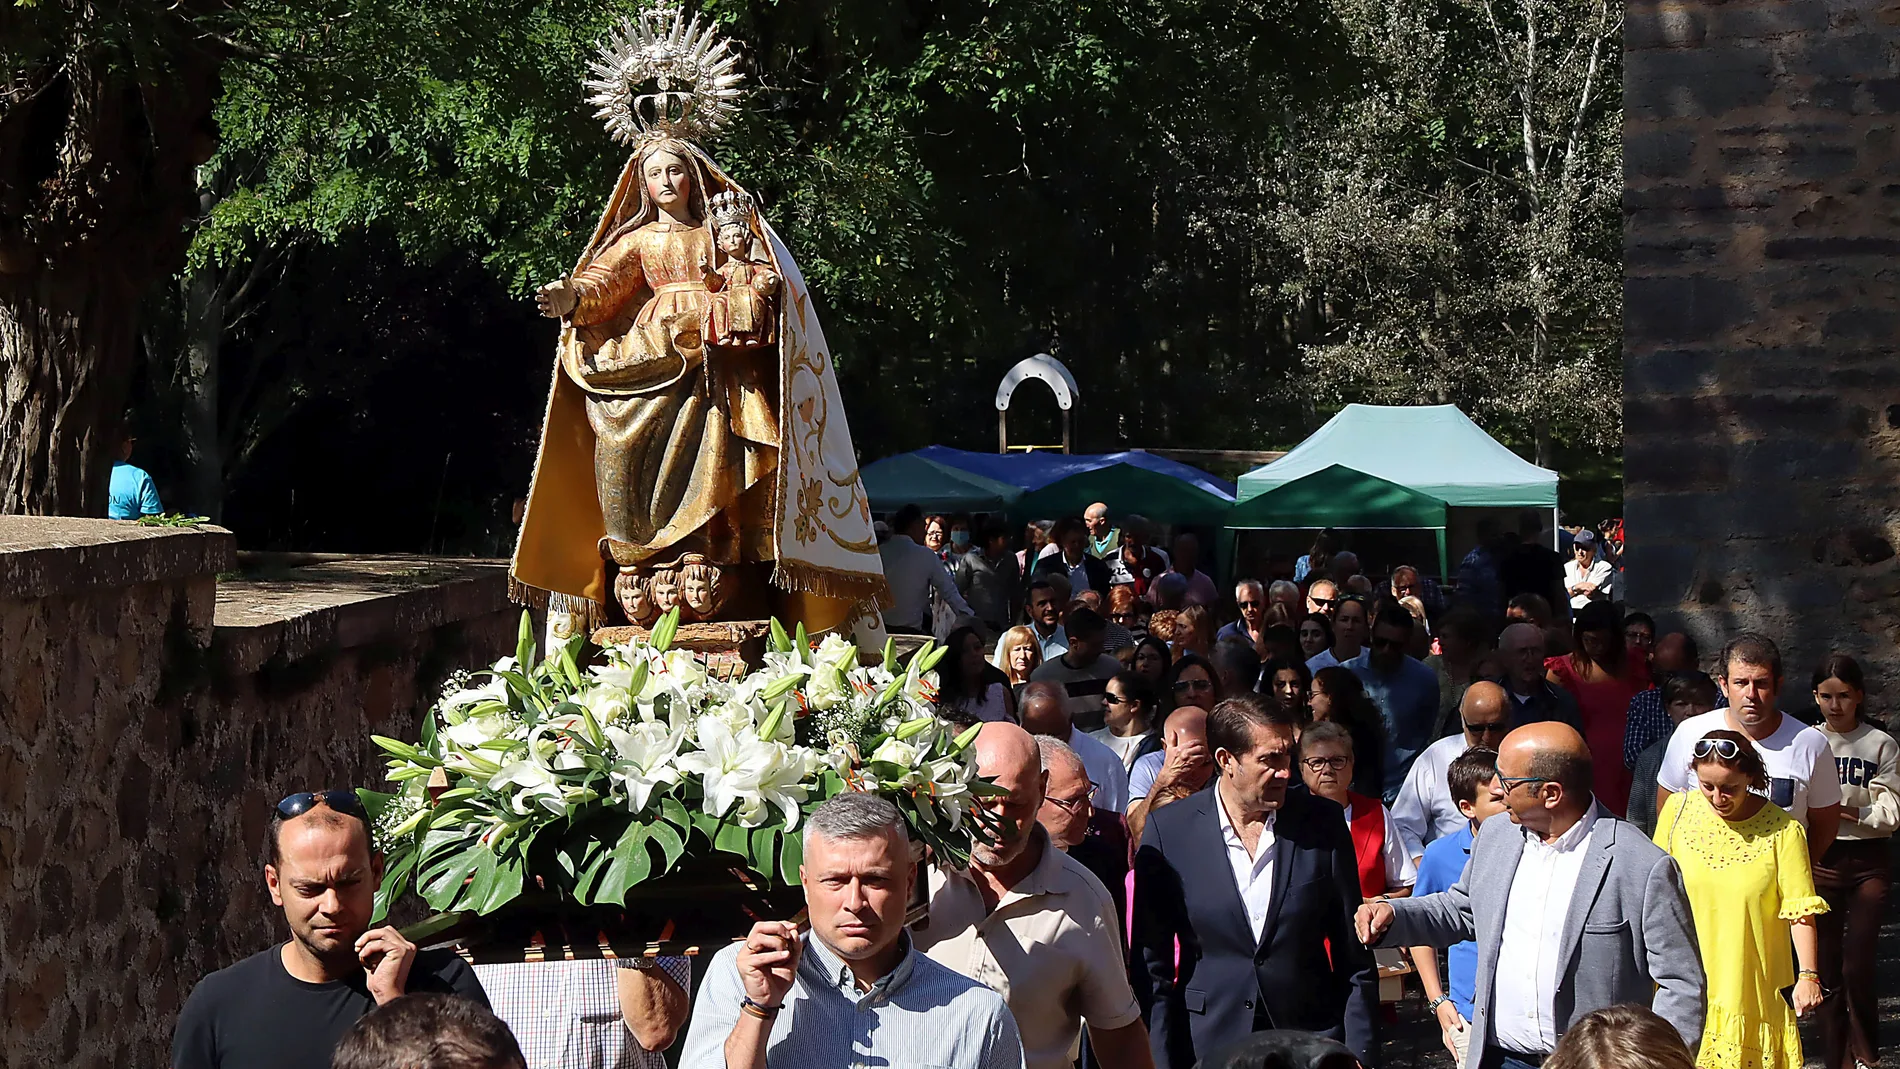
[107, 433, 163, 519]
[1408, 745, 1506, 1066]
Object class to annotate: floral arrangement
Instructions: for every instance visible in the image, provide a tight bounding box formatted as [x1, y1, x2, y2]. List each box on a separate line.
[359, 612, 998, 921]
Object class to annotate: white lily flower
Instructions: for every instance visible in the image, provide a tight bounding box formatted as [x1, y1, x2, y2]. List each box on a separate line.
[488, 759, 566, 817]
[676, 717, 813, 829]
[804, 663, 849, 711]
[604, 721, 684, 814]
[443, 713, 513, 749]
[440, 675, 510, 714]
[579, 684, 632, 725]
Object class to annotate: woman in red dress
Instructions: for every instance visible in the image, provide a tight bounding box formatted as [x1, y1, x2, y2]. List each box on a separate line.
[1546, 601, 1650, 815]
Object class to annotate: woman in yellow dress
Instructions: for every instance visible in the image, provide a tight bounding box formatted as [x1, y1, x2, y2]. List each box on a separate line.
[1654, 728, 1828, 1069]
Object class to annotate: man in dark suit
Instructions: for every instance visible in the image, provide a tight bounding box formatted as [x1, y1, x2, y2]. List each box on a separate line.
[1033, 516, 1114, 597]
[1133, 694, 1377, 1069]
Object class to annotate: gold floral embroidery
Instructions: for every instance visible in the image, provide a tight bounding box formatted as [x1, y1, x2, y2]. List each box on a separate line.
[795, 477, 823, 544]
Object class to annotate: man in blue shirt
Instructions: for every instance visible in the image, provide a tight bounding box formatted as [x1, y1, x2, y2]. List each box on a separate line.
[1407, 745, 1505, 1066]
[1349, 606, 1442, 801]
[108, 435, 163, 519]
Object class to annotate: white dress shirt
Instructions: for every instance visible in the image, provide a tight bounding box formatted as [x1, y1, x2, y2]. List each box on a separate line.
[1490, 807, 1600, 1055]
[880, 534, 974, 631]
[1214, 784, 1279, 942]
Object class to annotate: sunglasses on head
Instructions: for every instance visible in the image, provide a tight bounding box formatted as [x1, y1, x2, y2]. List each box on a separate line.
[274, 789, 370, 822]
[1693, 738, 1743, 761]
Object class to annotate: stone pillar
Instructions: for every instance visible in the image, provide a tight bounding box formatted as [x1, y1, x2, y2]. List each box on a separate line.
[1624, 0, 1900, 686]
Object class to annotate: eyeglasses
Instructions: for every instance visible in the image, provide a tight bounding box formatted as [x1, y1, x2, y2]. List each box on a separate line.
[1495, 774, 1550, 793]
[1309, 596, 1339, 609]
[1044, 787, 1097, 814]
[1238, 600, 1263, 610]
[1693, 738, 1743, 761]
[1173, 678, 1214, 693]
[1302, 755, 1350, 773]
[1462, 719, 1509, 738]
[274, 789, 370, 822]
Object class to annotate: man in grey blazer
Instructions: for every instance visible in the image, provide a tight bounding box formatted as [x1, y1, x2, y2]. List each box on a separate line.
[1355, 722, 1704, 1069]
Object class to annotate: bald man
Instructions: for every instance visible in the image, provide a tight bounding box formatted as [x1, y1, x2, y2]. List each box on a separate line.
[1356, 723, 1705, 1069]
[1125, 705, 1211, 846]
[1392, 682, 1515, 850]
[916, 724, 1155, 1069]
[1018, 681, 1128, 815]
[1084, 502, 1121, 560]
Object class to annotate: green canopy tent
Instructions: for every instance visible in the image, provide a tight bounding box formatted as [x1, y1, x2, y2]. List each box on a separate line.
[1013, 462, 1235, 527]
[1225, 464, 1452, 577]
[861, 453, 1022, 514]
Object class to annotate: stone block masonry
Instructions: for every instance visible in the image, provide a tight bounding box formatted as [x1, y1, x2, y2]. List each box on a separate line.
[0, 518, 522, 1068]
[1623, 0, 1900, 688]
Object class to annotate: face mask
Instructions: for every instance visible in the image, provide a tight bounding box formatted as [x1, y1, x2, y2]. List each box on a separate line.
[950, 530, 971, 548]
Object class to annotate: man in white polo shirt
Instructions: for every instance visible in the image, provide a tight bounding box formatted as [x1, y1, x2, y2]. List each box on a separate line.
[1656, 632, 1841, 860]
[915, 723, 1154, 1069]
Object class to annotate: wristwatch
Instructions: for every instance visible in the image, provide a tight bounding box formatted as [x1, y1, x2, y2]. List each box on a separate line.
[1428, 995, 1452, 1012]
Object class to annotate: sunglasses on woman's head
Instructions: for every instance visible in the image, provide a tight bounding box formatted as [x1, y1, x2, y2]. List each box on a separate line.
[1693, 738, 1743, 761]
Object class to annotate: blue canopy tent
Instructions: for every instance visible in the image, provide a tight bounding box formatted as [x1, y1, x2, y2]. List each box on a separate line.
[914, 445, 1236, 500]
[859, 452, 1023, 513]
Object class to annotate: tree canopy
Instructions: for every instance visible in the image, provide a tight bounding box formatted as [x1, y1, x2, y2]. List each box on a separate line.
[8, 0, 1623, 539]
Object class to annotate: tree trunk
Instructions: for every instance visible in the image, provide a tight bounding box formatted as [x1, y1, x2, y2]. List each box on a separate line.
[0, 25, 221, 514]
[180, 262, 225, 520]
[0, 266, 140, 514]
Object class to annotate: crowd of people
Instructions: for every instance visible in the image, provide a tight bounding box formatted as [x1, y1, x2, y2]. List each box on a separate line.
[171, 504, 1898, 1069]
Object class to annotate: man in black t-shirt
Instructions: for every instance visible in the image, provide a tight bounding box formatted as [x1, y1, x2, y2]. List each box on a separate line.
[172, 791, 489, 1069]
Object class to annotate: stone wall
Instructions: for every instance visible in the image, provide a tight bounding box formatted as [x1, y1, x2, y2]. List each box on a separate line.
[1623, 0, 1900, 687]
[0, 519, 520, 1068]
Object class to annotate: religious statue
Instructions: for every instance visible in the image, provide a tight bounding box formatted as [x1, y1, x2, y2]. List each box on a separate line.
[509, 8, 889, 641]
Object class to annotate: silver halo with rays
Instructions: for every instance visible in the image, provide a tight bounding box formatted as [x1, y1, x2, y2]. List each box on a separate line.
[584, 5, 747, 148]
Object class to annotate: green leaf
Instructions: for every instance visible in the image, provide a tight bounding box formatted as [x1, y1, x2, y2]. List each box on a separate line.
[418, 845, 483, 911]
[748, 825, 779, 880]
[778, 823, 804, 885]
[515, 610, 536, 672]
[647, 819, 685, 873]
[660, 795, 691, 832]
[481, 852, 525, 913]
[356, 788, 397, 826]
[456, 845, 500, 912]
[418, 705, 438, 756]
[595, 821, 654, 906]
[575, 838, 619, 903]
[371, 845, 419, 925]
[397, 910, 466, 946]
[713, 818, 752, 860]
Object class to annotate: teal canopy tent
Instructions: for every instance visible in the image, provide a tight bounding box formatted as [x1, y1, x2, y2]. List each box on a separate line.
[1236, 404, 1557, 507]
[1227, 464, 1450, 576]
[1013, 462, 1234, 526]
[860, 453, 1022, 513]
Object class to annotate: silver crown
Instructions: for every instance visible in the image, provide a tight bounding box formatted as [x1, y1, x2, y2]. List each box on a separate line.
[584, 5, 746, 148]
[708, 189, 755, 231]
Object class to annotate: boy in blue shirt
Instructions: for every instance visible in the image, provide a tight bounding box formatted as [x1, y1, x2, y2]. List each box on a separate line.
[108, 434, 163, 519]
[1407, 745, 1504, 1065]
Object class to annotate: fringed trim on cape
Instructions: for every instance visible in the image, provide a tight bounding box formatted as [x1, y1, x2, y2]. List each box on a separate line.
[508, 575, 608, 634]
[771, 559, 894, 610]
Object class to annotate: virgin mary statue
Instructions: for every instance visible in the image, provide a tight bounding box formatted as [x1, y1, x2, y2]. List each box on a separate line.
[509, 10, 889, 641]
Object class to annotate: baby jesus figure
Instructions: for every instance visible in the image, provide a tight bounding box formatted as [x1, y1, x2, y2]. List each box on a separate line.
[708, 196, 779, 349]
